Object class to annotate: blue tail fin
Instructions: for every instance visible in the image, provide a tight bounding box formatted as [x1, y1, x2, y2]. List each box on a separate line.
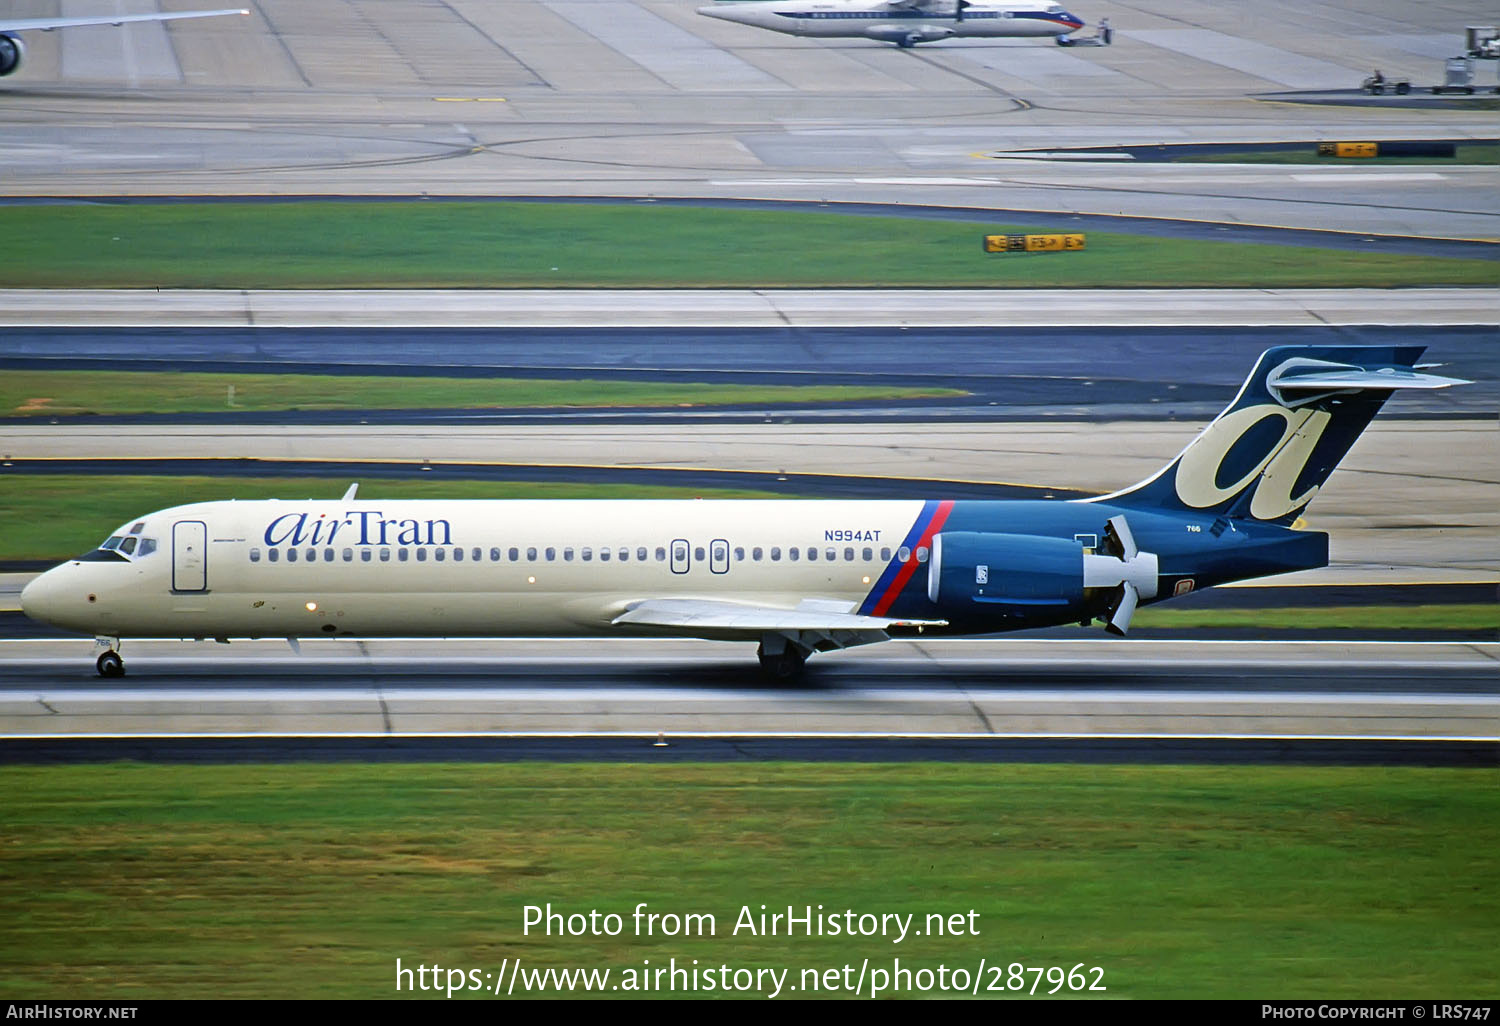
[1096, 345, 1467, 525]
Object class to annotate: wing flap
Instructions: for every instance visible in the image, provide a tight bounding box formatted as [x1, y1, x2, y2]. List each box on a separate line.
[612, 598, 945, 633]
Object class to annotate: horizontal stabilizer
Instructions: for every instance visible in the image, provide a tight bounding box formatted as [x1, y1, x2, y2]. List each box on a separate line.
[613, 598, 945, 633]
[1268, 360, 1469, 403]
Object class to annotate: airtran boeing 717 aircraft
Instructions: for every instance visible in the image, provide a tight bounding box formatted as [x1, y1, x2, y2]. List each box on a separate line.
[697, 0, 1088, 48]
[20, 347, 1465, 679]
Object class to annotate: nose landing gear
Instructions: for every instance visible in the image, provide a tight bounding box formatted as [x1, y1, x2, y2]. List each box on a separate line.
[94, 640, 125, 677]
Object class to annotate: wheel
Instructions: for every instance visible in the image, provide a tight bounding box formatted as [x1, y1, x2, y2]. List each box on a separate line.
[96, 651, 125, 677]
[1370, 84, 1384, 94]
[1395, 82, 1409, 95]
[756, 641, 806, 681]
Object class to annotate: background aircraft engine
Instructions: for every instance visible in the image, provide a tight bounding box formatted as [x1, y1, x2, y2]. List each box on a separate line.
[927, 531, 1087, 619]
[864, 25, 955, 46]
[0, 34, 25, 76]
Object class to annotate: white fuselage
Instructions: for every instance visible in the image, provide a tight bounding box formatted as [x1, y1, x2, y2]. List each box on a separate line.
[697, 0, 1085, 42]
[21, 499, 931, 641]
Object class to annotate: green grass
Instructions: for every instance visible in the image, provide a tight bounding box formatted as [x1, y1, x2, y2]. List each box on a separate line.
[0, 476, 793, 563]
[0, 369, 957, 418]
[0, 201, 1494, 288]
[0, 763, 1494, 998]
[1135, 604, 1497, 632]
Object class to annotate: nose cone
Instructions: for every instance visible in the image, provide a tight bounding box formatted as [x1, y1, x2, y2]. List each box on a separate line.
[697, 4, 751, 23]
[19, 571, 57, 625]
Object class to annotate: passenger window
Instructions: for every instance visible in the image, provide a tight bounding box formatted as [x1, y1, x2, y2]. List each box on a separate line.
[417, 548, 428, 562]
[582, 547, 592, 561]
[398, 550, 409, 562]
[862, 547, 872, 561]
[343, 548, 353, 562]
[806, 548, 817, 562]
[324, 548, 334, 562]
[268, 548, 279, 563]
[433, 548, 444, 562]
[450, 548, 459, 562]
[119, 537, 137, 555]
[250, 548, 261, 563]
[753, 547, 763, 561]
[288, 549, 298, 563]
[380, 548, 391, 562]
[361, 550, 372, 563]
[599, 548, 610, 562]
[545, 548, 556, 561]
[640, 547, 650, 562]
[694, 546, 705, 561]
[491, 548, 503, 562]
[789, 548, 800, 561]
[564, 548, 574, 562]
[472, 547, 482, 562]
[735, 547, 745, 561]
[508, 547, 519, 562]
[881, 547, 892, 561]
[770, 547, 781, 561]
[306, 549, 316, 562]
[916, 546, 929, 563]
[528, 547, 538, 561]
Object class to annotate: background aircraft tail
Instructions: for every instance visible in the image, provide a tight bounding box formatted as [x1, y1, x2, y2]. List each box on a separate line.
[1094, 345, 1466, 525]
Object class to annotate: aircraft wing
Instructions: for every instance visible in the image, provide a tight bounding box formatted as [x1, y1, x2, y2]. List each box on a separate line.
[0, 9, 248, 34]
[612, 597, 945, 635]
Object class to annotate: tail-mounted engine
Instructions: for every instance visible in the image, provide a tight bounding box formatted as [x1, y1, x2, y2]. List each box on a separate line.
[1083, 515, 1159, 635]
[927, 514, 1159, 634]
[0, 34, 25, 77]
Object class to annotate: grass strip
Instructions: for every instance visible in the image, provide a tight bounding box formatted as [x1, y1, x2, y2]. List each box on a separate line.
[0, 201, 1494, 288]
[0, 369, 958, 418]
[0, 763, 1495, 998]
[1134, 604, 1496, 632]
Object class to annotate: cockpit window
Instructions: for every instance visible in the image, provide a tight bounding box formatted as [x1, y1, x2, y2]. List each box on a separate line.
[137, 538, 157, 557]
[100, 536, 124, 551]
[119, 537, 137, 555]
[76, 549, 130, 563]
[129, 522, 146, 535]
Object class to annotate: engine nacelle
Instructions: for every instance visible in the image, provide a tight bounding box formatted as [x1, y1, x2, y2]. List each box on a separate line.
[0, 34, 25, 77]
[927, 531, 1087, 616]
[864, 25, 956, 46]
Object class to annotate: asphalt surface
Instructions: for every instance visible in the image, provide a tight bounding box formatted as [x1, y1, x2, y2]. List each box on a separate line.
[2, 639, 1495, 765]
[3, 324, 1495, 419]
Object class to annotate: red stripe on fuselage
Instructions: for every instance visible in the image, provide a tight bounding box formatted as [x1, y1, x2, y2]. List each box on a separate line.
[871, 499, 954, 617]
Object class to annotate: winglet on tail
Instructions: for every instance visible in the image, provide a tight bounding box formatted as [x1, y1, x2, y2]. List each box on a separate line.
[1092, 346, 1468, 525]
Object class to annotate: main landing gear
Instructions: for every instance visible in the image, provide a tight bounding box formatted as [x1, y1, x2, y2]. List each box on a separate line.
[756, 636, 807, 681]
[95, 640, 124, 677]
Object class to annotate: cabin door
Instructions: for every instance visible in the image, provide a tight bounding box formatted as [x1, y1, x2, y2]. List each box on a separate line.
[173, 520, 208, 592]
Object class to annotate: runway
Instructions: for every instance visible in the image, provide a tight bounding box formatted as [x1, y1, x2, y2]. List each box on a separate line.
[1, 638, 1495, 765]
[1, 1, 1496, 239]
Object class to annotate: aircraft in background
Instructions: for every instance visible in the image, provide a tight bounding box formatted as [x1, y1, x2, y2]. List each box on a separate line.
[0, 7, 247, 78]
[697, 0, 1090, 48]
[20, 347, 1466, 680]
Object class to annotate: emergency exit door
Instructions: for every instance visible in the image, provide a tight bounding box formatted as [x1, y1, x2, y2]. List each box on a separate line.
[173, 520, 207, 592]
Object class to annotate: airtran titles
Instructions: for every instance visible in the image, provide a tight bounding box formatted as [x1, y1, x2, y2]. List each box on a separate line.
[263, 510, 453, 549]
